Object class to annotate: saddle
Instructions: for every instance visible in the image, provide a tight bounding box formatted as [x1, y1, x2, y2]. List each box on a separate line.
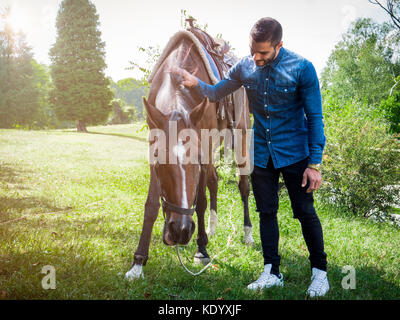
[185, 19, 236, 129]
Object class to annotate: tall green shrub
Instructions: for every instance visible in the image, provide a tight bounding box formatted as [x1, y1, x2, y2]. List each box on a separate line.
[321, 100, 400, 220]
[380, 91, 400, 134]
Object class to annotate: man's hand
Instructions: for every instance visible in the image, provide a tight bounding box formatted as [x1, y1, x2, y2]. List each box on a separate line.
[170, 66, 198, 88]
[301, 168, 322, 193]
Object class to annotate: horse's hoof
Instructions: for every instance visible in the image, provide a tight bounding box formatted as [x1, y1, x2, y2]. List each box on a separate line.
[125, 264, 144, 281]
[194, 252, 210, 265]
[206, 209, 218, 237]
[244, 226, 254, 246]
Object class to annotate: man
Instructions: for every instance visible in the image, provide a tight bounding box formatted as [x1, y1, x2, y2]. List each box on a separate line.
[177, 17, 329, 297]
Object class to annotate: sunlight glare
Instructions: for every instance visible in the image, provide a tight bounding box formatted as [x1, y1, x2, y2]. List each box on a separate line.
[6, 7, 29, 33]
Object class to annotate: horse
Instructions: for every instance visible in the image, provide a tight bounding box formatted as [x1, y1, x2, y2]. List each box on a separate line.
[125, 31, 253, 280]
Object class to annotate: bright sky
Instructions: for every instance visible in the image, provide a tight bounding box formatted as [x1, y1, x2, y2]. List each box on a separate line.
[0, 0, 391, 82]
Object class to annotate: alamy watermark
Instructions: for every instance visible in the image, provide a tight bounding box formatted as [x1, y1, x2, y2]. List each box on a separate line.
[341, 265, 356, 290]
[148, 122, 254, 175]
[41, 265, 56, 290]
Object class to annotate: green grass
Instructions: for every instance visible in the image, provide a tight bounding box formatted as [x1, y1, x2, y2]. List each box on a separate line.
[0, 124, 399, 300]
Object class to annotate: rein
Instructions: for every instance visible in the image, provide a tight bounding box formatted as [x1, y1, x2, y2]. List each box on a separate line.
[174, 203, 236, 276]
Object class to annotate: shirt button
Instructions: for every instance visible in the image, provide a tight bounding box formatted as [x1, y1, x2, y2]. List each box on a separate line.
[264, 104, 267, 107]
[268, 141, 271, 144]
[264, 92, 267, 95]
[266, 78, 269, 81]
[267, 129, 270, 132]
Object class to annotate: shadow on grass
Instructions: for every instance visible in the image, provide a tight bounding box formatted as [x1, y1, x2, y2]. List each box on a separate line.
[0, 163, 72, 223]
[0, 163, 31, 187]
[88, 131, 148, 143]
[57, 129, 148, 144]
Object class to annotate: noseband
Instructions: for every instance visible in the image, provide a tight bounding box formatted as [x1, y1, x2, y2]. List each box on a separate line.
[156, 163, 204, 221]
[161, 196, 196, 220]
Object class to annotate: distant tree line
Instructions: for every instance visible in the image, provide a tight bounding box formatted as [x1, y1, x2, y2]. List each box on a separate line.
[0, 1, 147, 131]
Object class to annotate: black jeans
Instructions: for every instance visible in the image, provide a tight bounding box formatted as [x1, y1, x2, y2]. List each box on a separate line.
[250, 156, 327, 276]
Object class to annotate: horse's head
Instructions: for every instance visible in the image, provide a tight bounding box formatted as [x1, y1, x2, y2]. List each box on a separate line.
[143, 96, 209, 246]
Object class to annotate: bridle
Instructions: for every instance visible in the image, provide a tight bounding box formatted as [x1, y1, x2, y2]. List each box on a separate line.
[157, 164, 203, 221]
[161, 195, 197, 221]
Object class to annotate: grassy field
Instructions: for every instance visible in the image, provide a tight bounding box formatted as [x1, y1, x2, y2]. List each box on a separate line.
[0, 124, 399, 300]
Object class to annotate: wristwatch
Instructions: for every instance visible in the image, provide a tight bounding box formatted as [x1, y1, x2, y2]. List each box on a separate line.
[308, 164, 321, 172]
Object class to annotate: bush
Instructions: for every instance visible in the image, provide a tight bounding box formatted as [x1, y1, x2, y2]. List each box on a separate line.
[107, 99, 138, 124]
[379, 91, 400, 135]
[320, 99, 400, 221]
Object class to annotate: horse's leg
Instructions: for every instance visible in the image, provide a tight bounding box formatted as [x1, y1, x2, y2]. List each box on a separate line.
[125, 165, 160, 280]
[206, 164, 218, 237]
[238, 171, 254, 245]
[194, 165, 211, 265]
[233, 88, 254, 246]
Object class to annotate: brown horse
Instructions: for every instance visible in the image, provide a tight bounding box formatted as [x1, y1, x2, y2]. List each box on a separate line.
[125, 33, 253, 280]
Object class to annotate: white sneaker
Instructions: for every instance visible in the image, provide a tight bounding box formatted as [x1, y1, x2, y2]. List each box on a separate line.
[247, 264, 284, 290]
[307, 268, 329, 298]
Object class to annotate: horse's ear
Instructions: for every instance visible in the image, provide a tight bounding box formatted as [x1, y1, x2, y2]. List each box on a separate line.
[189, 97, 209, 127]
[143, 97, 166, 129]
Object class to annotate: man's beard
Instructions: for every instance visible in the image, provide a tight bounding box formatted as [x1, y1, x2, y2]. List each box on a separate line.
[256, 47, 277, 66]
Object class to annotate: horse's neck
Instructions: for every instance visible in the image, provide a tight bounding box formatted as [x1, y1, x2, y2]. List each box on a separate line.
[155, 71, 189, 117]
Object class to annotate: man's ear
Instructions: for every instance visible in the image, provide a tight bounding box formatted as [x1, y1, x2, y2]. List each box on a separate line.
[189, 97, 209, 128]
[143, 97, 167, 129]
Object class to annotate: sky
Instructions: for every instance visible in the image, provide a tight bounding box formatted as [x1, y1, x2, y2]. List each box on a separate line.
[0, 0, 392, 82]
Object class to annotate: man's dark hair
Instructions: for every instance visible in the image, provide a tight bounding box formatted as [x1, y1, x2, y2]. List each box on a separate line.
[250, 17, 282, 46]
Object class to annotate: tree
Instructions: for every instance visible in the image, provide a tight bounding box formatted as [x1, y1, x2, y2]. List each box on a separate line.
[321, 18, 400, 107]
[31, 60, 60, 129]
[109, 78, 147, 120]
[0, 7, 39, 128]
[369, 0, 400, 29]
[369, 1, 400, 96]
[127, 45, 160, 90]
[49, 0, 113, 133]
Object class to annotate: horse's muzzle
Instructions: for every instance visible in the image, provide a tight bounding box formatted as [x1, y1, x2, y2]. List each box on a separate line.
[164, 218, 195, 245]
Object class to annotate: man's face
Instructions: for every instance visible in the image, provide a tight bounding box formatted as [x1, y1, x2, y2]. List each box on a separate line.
[249, 38, 282, 67]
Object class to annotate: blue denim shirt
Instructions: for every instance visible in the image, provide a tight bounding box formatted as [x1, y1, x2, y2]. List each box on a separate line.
[196, 47, 325, 169]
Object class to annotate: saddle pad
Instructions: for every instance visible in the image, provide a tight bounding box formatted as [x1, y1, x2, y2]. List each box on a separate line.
[199, 42, 221, 81]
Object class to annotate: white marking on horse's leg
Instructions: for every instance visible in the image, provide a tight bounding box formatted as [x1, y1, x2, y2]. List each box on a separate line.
[206, 209, 218, 237]
[244, 226, 254, 246]
[125, 264, 144, 281]
[173, 139, 188, 208]
[194, 252, 211, 265]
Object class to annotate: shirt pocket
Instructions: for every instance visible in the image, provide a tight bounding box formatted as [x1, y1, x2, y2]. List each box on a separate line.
[243, 82, 257, 103]
[270, 85, 297, 105]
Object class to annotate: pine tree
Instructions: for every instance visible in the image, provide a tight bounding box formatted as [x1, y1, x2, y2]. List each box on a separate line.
[49, 0, 113, 132]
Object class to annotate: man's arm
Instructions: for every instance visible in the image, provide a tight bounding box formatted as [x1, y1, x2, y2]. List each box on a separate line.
[299, 60, 326, 193]
[176, 61, 243, 102]
[299, 60, 326, 166]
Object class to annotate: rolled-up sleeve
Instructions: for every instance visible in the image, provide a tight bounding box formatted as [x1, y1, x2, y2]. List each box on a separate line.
[194, 60, 243, 102]
[299, 60, 326, 165]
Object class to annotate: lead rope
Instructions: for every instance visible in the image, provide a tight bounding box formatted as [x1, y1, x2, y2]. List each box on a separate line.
[174, 202, 237, 276]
